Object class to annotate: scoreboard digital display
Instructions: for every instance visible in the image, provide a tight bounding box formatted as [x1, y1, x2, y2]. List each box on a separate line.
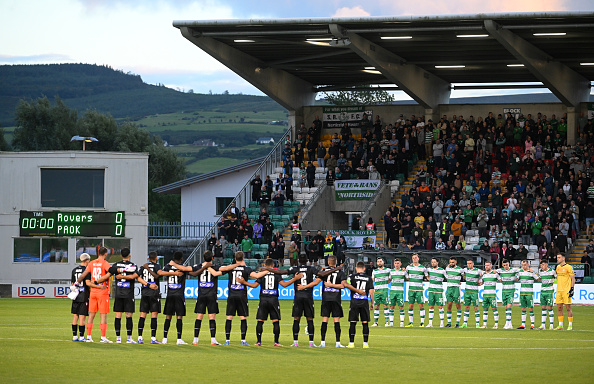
[19, 211, 125, 237]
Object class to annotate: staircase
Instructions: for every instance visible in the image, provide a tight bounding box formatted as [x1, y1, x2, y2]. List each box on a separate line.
[376, 160, 427, 246]
[568, 231, 591, 263]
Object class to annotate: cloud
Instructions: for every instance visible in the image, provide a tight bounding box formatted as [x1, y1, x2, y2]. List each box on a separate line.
[332, 6, 371, 17]
[371, 0, 567, 15]
[0, 54, 73, 64]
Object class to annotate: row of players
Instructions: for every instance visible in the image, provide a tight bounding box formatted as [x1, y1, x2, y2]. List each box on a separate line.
[370, 253, 575, 330]
[72, 248, 372, 347]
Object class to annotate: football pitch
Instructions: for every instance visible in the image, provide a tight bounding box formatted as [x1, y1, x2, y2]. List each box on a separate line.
[1, 299, 593, 383]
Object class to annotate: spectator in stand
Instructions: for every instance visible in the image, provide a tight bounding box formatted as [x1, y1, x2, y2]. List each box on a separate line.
[273, 190, 285, 215]
[581, 251, 592, 276]
[316, 142, 327, 169]
[241, 234, 253, 258]
[306, 162, 316, 188]
[451, 217, 463, 238]
[538, 241, 549, 261]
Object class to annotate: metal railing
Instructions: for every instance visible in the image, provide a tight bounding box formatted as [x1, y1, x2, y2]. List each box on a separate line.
[183, 128, 292, 266]
[298, 180, 327, 226]
[148, 222, 214, 239]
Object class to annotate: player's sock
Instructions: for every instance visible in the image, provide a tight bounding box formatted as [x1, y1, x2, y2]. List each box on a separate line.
[541, 311, 547, 325]
[483, 310, 488, 324]
[114, 318, 121, 337]
[474, 311, 480, 325]
[549, 310, 555, 326]
[506, 308, 512, 322]
[72, 324, 77, 337]
[320, 322, 328, 342]
[558, 316, 564, 327]
[209, 319, 216, 338]
[374, 309, 379, 324]
[307, 320, 314, 342]
[429, 309, 434, 323]
[138, 317, 145, 337]
[439, 309, 444, 322]
[399, 310, 405, 324]
[151, 318, 157, 338]
[225, 319, 232, 341]
[447, 311, 452, 324]
[408, 309, 413, 324]
[126, 317, 133, 337]
[194, 319, 202, 338]
[86, 323, 93, 337]
[420, 309, 425, 324]
[334, 322, 341, 342]
[273, 321, 280, 344]
[240, 319, 248, 341]
[494, 309, 499, 325]
[463, 311, 469, 324]
[389, 309, 394, 323]
[293, 319, 300, 342]
[176, 319, 183, 340]
[362, 322, 369, 343]
[568, 317, 573, 326]
[529, 311, 535, 327]
[256, 321, 263, 343]
[79, 325, 85, 338]
[164, 318, 171, 339]
[383, 309, 389, 323]
[349, 322, 356, 343]
[100, 324, 107, 338]
[521, 311, 526, 326]
[456, 310, 461, 325]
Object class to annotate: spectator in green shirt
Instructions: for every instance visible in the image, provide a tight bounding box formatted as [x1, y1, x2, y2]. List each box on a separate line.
[241, 233, 253, 258]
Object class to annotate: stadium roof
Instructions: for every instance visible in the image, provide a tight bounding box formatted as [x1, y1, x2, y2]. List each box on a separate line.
[173, 12, 594, 110]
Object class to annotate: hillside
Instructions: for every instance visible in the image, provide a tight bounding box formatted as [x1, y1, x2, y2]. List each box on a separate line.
[0, 63, 284, 127]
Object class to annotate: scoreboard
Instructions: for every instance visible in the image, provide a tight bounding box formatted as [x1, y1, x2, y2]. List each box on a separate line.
[19, 211, 125, 237]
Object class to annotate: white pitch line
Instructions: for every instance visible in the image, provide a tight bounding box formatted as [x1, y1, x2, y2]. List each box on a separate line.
[369, 334, 594, 342]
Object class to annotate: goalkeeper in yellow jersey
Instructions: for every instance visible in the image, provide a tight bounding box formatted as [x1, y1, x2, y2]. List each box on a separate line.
[555, 254, 575, 331]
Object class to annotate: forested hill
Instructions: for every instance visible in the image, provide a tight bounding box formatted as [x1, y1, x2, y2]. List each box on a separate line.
[0, 63, 280, 126]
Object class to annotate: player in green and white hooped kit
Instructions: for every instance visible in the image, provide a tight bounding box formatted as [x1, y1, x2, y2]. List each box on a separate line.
[426, 257, 446, 327]
[445, 257, 463, 327]
[388, 258, 406, 327]
[371, 257, 391, 327]
[537, 259, 557, 330]
[497, 259, 518, 329]
[461, 259, 482, 328]
[405, 253, 426, 327]
[517, 259, 539, 329]
[480, 261, 500, 329]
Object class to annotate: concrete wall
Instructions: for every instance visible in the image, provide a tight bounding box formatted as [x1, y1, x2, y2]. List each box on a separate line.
[181, 164, 259, 224]
[0, 151, 149, 284]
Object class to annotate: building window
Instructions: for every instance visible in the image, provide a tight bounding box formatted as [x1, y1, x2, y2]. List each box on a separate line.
[14, 238, 69, 263]
[76, 238, 103, 262]
[104, 238, 131, 261]
[14, 238, 41, 263]
[216, 197, 234, 215]
[42, 238, 68, 263]
[41, 169, 105, 208]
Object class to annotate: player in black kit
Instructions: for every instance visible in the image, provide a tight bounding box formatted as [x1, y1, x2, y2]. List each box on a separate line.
[236, 258, 301, 346]
[96, 248, 153, 344]
[137, 251, 179, 344]
[70, 253, 91, 341]
[164, 251, 211, 345]
[223, 251, 269, 346]
[344, 261, 372, 349]
[317, 255, 347, 348]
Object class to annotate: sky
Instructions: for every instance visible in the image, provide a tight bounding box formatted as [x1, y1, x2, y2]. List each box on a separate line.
[1, 0, 593, 100]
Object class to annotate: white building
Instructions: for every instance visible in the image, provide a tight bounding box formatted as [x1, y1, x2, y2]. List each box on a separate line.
[0, 151, 149, 285]
[154, 157, 263, 225]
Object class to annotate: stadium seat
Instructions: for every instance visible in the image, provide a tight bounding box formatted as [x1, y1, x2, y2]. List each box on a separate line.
[223, 258, 233, 265]
[260, 244, 268, 253]
[249, 201, 259, 208]
[473, 245, 481, 250]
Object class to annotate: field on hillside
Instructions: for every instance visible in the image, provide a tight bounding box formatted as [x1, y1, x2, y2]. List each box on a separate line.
[1, 299, 593, 383]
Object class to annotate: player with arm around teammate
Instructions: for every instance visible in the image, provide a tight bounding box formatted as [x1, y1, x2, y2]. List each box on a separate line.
[445, 257, 463, 328]
[537, 259, 557, 330]
[388, 258, 407, 327]
[405, 253, 427, 327]
[461, 259, 483, 329]
[236, 258, 301, 346]
[371, 257, 391, 327]
[316, 256, 347, 347]
[344, 261, 372, 348]
[516, 259, 540, 329]
[496, 259, 519, 329]
[70, 253, 91, 341]
[480, 261, 500, 329]
[426, 257, 446, 328]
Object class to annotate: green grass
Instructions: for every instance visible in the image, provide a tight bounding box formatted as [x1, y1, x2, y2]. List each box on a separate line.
[0, 299, 593, 383]
[184, 157, 245, 174]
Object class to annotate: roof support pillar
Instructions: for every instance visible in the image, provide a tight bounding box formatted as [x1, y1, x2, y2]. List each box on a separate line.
[344, 30, 451, 110]
[178, 27, 316, 137]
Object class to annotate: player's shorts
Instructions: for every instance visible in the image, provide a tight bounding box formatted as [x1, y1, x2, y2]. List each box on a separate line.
[89, 295, 110, 314]
[226, 296, 249, 317]
[292, 296, 315, 318]
[320, 301, 343, 318]
[408, 290, 424, 305]
[464, 291, 479, 307]
[140, 295, 161, 314]
[195, 295, 219, 315]
[445, 287, 460, 303]
[556, 291, 572, 305]
[483, 296, 497, 309]
[163, 295, 186, 316]
[256, 297, 281, 321]
[113, 298, 135, 313]
[540, 293, 554, 307]
[520, 294, 534, 308]
[502, 291, 515, 306]
[428, 292, 444, 306]
[390, 292, 404, 308]
[348, 302, 371, 322]
[71, 301, 89, 316]
[374, 291, 389, 306]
